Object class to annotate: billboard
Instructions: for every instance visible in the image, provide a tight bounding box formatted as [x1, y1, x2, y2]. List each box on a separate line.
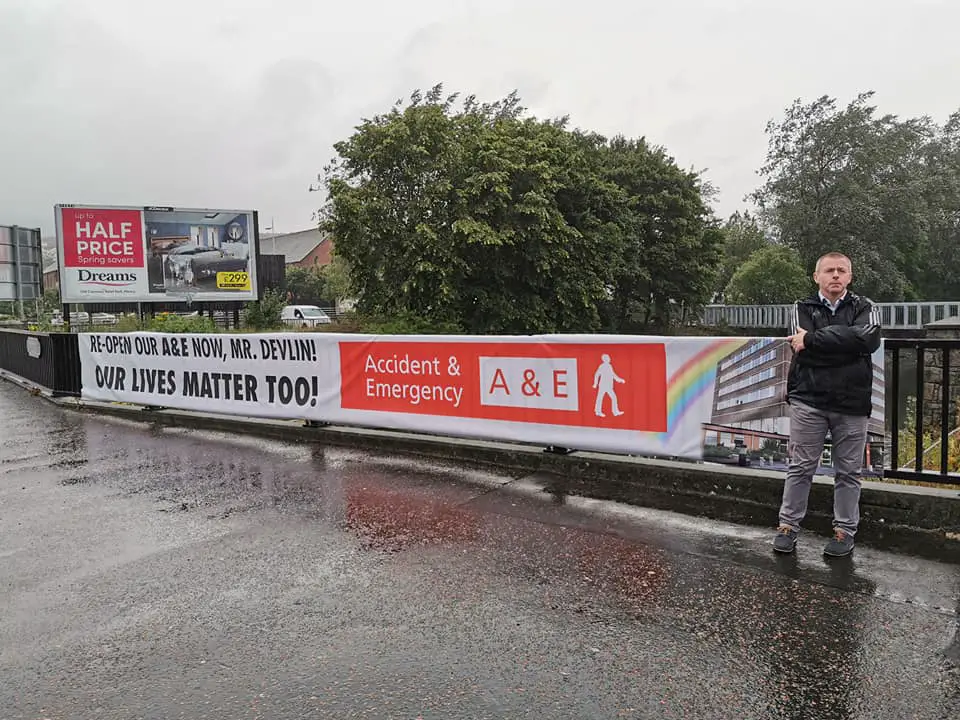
[0, 225, 43, 302]
[54, 205, 259, 304]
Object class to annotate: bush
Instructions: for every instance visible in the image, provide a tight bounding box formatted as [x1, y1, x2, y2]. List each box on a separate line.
[115, 314, 145, 333]
[895, 396, 960, 473]
[147, 312, 218, 334]
[328, 310, 363, 332]
[244, 288, 285, 330]
[702, 444, 735, 459]
[360, 311, 462, 335]
[296, 309, 365, 334]
[882, 397, 960, 488]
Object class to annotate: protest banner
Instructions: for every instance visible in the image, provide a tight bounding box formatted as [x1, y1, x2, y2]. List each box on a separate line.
[79, 332, 336, 420]
[78, 332, 886, 466]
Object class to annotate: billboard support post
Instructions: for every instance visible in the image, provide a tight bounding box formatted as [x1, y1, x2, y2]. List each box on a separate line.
[251, 210, 263, 302]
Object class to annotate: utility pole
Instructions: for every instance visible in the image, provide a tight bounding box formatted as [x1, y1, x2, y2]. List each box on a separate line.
[264, 218, 276, 255]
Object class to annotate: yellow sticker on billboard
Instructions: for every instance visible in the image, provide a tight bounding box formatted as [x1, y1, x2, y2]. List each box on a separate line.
[216, 271, 251, 291]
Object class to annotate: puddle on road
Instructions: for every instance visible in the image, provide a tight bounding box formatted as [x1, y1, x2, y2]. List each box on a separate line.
[3, 398, 504, 553]
[345, 483, 481, 552]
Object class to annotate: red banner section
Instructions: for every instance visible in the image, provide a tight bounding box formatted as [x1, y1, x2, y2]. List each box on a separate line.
[339, 340, 668, 432]
[60, 207, 145, 268]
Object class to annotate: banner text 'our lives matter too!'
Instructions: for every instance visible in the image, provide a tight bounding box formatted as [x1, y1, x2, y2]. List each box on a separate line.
[85, 333, 323, 411]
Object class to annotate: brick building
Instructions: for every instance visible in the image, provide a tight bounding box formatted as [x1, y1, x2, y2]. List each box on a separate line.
[262, 229, 333, 269]
[43, 266, 60, 292]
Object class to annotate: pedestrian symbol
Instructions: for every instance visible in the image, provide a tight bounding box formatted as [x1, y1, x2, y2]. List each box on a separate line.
[593, 354, 625, 417]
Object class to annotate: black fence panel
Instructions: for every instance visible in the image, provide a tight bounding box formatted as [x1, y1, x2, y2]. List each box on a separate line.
[0, 329, 55, 389]
[886, 337, 960, 485]
[49, 333, 80, 397]
[0, 329, 80, 397]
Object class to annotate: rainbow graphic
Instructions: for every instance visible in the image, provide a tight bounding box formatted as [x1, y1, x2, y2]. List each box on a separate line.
[661, 337, 777, 440]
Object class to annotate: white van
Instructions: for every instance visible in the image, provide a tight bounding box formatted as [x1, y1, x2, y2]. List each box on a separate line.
[280, 305, 332, 327]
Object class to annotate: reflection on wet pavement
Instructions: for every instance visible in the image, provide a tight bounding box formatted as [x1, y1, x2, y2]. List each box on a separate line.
[1, 381, 959, 719]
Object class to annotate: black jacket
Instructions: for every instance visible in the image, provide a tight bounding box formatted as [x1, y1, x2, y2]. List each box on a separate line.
[786, 292, 882, 416]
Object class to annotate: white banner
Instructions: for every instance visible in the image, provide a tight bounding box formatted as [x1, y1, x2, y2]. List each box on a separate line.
[79, 331, 886, 468]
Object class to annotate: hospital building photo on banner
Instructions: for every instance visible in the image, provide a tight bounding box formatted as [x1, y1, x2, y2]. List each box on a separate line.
[701, 338, 886, 476]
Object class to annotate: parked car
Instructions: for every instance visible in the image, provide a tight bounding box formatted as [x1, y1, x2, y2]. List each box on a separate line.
[281, 305, 332, 327]
[91, 312, 118, 326]
[51, 311, 90, 326]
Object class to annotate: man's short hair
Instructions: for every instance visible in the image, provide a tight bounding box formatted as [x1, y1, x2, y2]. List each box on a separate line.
[815, 252, 851, 271]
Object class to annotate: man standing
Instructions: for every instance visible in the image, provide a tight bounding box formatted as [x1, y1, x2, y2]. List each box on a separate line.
[773, 252, 882, 557]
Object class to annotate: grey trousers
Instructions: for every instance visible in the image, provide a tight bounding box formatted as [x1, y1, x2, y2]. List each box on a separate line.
[778, 400, 869, 536]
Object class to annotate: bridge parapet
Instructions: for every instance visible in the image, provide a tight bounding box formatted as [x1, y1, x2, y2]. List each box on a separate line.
[702, 302, 960, 331]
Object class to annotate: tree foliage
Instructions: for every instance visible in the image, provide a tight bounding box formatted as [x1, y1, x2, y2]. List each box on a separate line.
[752, 91, 960, 301]
[724, 245, 810, 305]
[715, 211, 768, 301]
[284, 266, 328, 306]
[321, 255, 353, 302]
[244, 288, 285, 330]
[599, 136, 720, 330]
[319, 84, 720, 334]
[916, 111, 960, 300]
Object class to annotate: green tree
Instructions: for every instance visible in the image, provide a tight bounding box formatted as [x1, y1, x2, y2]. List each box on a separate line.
[320, 84, 624, 334]
[598, 136, 722, 331]
[724, 245, 810, 304]
[915, 110, 960, 300]
[751, 92, 938, 300]
[321, 254, 353, 302]
[284, 266, 327, 306]
[244, 288, 285, 330]
[41, 287, 61, 314]
[320, 84, 721, 334]
[715, 211, 768, 301]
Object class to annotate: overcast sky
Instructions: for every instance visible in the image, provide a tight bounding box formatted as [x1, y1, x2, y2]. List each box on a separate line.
[2, 0, 958, 238]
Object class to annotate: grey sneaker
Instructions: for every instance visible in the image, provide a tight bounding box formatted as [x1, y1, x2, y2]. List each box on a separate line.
[824, 529, 855, 557]
[773, 525, 798, 553]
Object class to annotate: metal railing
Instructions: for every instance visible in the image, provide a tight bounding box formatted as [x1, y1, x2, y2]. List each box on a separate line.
[0, 329, 80, 397]
[703, 302, 960, 331]
[701, 304, 794, 329]
[886, 338, 960, 485]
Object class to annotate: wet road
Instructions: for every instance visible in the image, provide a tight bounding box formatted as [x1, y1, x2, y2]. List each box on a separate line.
[2, 381, 959, 720]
